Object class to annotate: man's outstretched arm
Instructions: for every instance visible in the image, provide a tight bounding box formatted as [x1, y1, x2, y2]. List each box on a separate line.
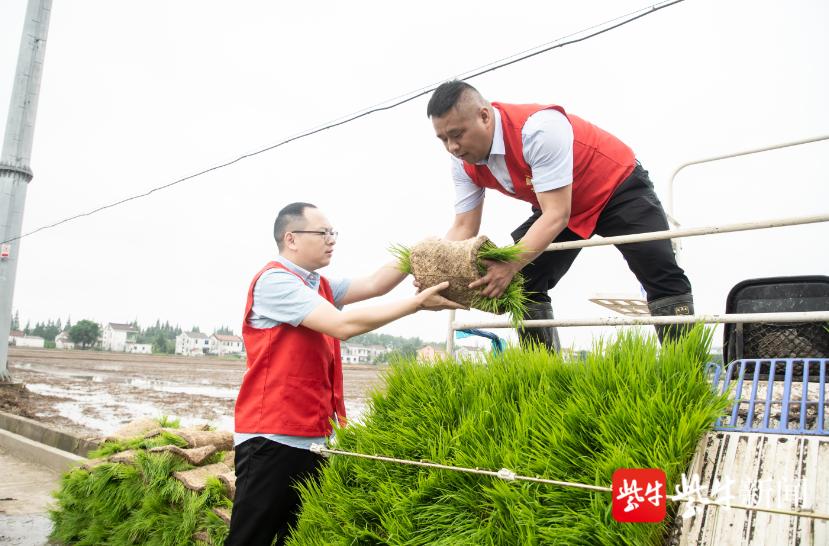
[302, 282, 464, 341]
[339, 262, 407, 306]
[445, 203, 483, 241]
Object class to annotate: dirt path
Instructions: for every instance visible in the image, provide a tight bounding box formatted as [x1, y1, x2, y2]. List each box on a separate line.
[1, 348, 385, 439]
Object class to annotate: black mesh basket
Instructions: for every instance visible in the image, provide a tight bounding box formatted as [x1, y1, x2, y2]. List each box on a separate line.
[723, 276, 829, 377]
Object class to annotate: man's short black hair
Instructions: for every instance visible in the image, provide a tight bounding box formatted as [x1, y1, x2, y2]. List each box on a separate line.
[274, 202, 316, 251]
[426, 80, 478, 118]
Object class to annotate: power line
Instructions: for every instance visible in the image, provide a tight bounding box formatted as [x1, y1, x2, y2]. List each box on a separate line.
[2, 0, 686, 245]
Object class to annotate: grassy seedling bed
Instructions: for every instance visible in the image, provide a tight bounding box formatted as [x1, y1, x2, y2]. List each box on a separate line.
[50, 419, 232, 546]
[290, 328, 728, 545]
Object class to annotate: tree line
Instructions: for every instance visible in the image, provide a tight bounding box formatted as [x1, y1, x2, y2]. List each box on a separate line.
[12, 311, 435, 356]
[10, 312, 230, 353]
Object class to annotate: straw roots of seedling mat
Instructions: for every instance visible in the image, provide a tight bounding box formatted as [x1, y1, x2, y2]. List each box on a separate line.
[288, 327, 729, 546]
[392, 236, 530, 327]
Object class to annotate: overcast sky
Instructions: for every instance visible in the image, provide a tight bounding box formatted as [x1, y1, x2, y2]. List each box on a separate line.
[1, 0, 827, 349]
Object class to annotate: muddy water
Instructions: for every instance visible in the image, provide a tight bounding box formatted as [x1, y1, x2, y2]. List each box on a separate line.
[5, 348, 384, 438]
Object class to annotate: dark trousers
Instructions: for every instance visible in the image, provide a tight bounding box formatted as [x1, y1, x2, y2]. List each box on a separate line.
[512, 163, 692, 304]
[225, 437, 324, 546]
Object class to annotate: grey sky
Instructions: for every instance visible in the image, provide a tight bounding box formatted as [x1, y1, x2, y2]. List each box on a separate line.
[1, 0, 827, 348]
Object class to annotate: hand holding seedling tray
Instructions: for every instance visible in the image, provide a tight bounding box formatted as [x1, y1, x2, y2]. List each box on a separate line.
[389, 236, 530, 328]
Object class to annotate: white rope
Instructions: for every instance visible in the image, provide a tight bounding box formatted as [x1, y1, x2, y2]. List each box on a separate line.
[452, 311, 829, 331]
[310, 444, 829, 521]
[542, 213, 829, 252]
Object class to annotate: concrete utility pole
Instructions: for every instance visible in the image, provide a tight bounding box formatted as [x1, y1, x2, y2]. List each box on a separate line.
[0, 0, 53, 381]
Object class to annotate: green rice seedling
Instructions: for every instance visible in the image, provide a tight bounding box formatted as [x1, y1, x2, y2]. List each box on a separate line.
[289, 326, 730, 546]
[50, 417, 235, 545]
[389, 240, 531, 327]
[476, 239, 524, 263]
[387, 243, 413, 274]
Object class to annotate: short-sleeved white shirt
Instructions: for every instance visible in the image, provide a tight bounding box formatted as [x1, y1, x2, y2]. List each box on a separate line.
[452, 107, 574, 213]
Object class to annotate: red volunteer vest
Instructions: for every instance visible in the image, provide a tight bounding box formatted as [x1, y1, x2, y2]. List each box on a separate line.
[463, 102, 635, 239]
[235, 261, 346, 436]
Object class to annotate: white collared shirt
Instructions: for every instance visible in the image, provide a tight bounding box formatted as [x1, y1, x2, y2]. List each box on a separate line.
[451, 107, 574, 213]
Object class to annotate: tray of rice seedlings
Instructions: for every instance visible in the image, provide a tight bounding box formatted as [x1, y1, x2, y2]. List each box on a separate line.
[389, 235, 531, 328]
[50, 417, 235, 546]
[288, 327, 730, 545]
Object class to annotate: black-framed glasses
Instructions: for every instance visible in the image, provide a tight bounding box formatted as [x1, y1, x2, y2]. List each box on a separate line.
[291, 229, 338, 243]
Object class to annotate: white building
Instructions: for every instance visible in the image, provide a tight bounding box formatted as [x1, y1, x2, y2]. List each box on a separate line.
[341, 343, 388, 364]
[366, 344, 388, 362]
[341, 343, 370, 364]
[15, 335, 45, 348]
[454, 346, 487, 362]
[209, 334, 243, 356]
[55, 331, 75, 350]
[125, 342, 152, 354]
[102, 323, 138, 352]
[8, 330, 25, 346]
[176, 331, 210, 356]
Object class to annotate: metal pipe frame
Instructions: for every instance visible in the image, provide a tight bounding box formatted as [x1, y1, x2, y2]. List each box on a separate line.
[452, 311, 829, 331]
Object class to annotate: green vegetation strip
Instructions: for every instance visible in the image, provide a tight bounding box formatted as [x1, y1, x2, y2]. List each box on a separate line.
[290, 327, 728, 545]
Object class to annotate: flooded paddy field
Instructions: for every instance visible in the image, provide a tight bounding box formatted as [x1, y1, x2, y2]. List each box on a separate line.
[1, 347, 384, 440]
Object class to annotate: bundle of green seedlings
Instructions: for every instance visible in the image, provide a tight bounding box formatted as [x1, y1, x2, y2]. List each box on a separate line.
[50, 418, 232, 546]
[289, 327, 729, 545]
[389, 239, 531, 328]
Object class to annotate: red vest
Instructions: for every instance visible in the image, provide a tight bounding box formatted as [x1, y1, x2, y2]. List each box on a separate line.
[235, 261, 346, 436]
[463, 102, 635, 238]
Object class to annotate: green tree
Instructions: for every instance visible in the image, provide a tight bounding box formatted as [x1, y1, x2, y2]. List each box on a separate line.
[152, 332, 172, 354]
[69, 320, 101, 349]
[11, 310, 19, 330]
[32, 319, 60, 342]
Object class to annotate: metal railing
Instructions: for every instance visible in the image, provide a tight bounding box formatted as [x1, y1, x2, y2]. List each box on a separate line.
[444, 137, 829, 354]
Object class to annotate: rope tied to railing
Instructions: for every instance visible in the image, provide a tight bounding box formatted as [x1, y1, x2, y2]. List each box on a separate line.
[310, 444, 829, 521]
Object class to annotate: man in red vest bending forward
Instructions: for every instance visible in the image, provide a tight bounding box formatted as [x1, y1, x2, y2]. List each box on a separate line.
[428, 80, 694, 349]
[227, 202, 461, 546]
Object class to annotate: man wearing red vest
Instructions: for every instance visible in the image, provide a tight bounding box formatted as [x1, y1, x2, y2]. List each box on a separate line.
[227, 202, 460, 546]
[428, 81, 693, 349]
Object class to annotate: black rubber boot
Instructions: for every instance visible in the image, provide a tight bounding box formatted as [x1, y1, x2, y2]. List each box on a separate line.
[648, 294, 694, 344]
[518, 301, 561, 352]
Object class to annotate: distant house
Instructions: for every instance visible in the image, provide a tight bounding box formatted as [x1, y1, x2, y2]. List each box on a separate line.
[125, 342, 152, 354]
[102, 323, 139, 352]
[175, 331, 210, 356]
[209, 334, 243, 356]
[8, 330, 25, 346]
[342, 343, 370, 364]
[341, 343, 389, 364]
[366, 344, 388, 362]
[454, 346, 487, 362]
[417, 345, 447, 362]
[16, 335, 45, 348]
[55, 331, 75, 350]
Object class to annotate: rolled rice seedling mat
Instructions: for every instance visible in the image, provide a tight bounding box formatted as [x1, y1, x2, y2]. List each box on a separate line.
[50, 418, 235, 546]
[390, 236, 530, 328]
[289, 327, 731, 546]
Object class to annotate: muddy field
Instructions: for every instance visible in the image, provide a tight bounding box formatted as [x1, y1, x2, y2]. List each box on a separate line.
[0, 347, 385, 441]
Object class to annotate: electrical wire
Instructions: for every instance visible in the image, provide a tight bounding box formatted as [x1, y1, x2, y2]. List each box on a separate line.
[1, 0, 686, 245]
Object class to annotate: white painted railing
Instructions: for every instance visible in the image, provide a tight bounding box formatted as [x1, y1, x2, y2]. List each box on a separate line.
[445, 137, 829, 353]
[453, 311, 829, 331]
